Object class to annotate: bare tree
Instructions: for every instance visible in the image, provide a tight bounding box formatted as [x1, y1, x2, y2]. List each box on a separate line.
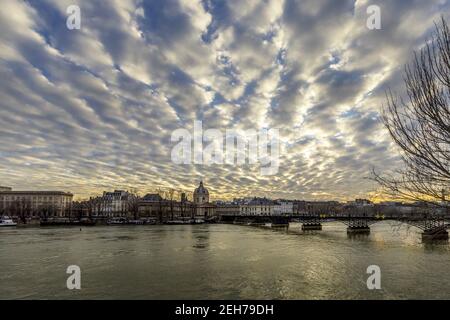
[71, 201, 83, 220]
[86, 196, 100, 220]
[19, 199, 32, 224]
[166, 188, 176, 221]
[374, 17, 450, 208]
[9, 199, 32, 224]
[181, 190, 196, 219]
[180, 191, 186, 218]
[156, 187, 167, 223]
[37, 204, 56, 221]
[127, 190, 141, 220]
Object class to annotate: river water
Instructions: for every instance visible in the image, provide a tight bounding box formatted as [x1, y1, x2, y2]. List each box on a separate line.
[1, 222, 450, 299]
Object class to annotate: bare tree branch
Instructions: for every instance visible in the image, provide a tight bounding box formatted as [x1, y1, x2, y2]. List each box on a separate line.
[373, 17, 450, 208]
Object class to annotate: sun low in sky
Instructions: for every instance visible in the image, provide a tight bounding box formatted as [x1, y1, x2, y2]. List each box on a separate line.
[0, 0, 448, 200]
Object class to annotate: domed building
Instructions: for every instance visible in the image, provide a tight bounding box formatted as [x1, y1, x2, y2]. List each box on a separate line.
[194, 181, 209, 204]
[193, 181, 216, 219]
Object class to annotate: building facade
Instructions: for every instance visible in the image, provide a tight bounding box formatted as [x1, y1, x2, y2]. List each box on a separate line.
[193, 181, 216, 219]
[138, 182, 217, 221]
[101, 190, 135, 217]
[0, 188, 73, 218]
[293, 200, 307, 214]
[138, 193, 165, 218]
[273, 200, 294, 215]
[215, 203, 240, 216]
[240, 197, 275, 215]
[138, 193, 194, 221]
[85, 190, 138, 218]
[305, 201, 341, 215]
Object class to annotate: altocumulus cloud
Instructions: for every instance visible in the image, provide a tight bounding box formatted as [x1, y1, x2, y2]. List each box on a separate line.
[0, 0, 448, 200]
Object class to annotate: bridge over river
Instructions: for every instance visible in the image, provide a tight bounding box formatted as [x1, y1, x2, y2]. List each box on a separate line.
[220, 213, 450, 242]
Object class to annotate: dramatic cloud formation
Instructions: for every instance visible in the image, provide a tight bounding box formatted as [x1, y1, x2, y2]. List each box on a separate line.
[0, 0, 448, 200]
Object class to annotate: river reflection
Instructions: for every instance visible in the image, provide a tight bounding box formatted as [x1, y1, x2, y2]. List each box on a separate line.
[1, 222, 450, 299]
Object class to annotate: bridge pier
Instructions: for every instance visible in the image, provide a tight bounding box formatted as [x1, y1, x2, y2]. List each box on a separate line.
[347, 226, 370, 234]
[346, 219, 371, 234]
[302, 223, 322, 231]
[268, 216, 290, 227]
[421, 227, 449, 242]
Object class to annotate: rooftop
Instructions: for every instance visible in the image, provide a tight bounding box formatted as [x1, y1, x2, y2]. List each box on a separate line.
[246, 197, 275, 205]
[141, 193, 164, 202]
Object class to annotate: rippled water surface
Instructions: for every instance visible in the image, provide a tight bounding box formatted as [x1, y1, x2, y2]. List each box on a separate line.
[1, 222, 450, 299]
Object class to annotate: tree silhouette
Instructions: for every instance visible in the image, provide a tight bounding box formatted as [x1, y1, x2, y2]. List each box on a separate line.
[374, 17, 450, 208]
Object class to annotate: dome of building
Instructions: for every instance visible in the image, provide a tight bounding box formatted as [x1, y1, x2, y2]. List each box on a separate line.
[194, 181, 209, 204]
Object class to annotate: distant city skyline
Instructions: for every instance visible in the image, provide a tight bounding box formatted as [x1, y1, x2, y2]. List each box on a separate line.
[1, 1, 448, 201]
[0, 183, 392, 204]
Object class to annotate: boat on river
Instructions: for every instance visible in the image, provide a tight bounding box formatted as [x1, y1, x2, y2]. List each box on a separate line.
[107, 217, 128, 225]
[0, 216, 17, 227]
[165, 219, 205, 225]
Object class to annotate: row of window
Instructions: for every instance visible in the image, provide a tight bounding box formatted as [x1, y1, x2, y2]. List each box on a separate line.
[0, 196, 71, 201]
[241, 206, 272, 211]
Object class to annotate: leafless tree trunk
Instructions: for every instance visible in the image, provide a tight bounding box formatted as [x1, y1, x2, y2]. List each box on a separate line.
[38, 204, 55, 221]
[13, 199, 32, 224]
[167, 189, 175, 220]
[374, 17, 450, 208]
[156, 188, 165, 223]
[127, 190, 140, 220]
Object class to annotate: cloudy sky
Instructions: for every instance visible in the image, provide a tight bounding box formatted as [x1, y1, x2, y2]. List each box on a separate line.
[0, 0, 448, 200]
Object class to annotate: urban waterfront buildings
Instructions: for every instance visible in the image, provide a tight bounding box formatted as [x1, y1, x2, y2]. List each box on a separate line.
[240, 197, 275, 215]
[1, 183, 442, 223]
[98, 190, 136, 217]
[215, 203, 240, 216]
[138, 193, 167, 217]
[137, 181, 217, 221]
[72, 190, 138, 220]
[138, 193, 194, 220]
[0, 187, 73, 218]
[273, 201, 294, 215]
